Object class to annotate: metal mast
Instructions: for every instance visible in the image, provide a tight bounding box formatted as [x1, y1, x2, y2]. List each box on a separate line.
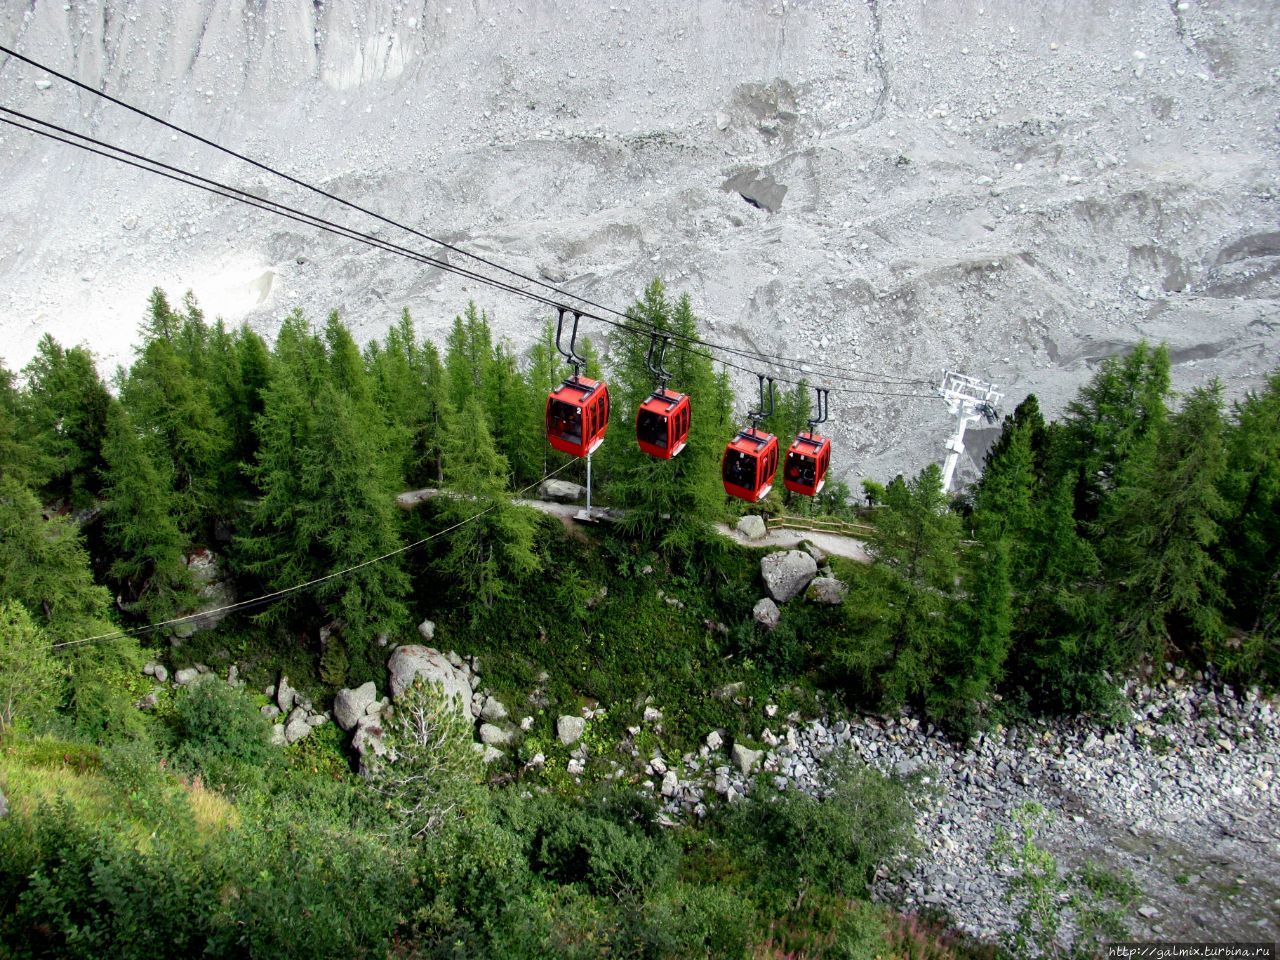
[936, 371, 1003, 492]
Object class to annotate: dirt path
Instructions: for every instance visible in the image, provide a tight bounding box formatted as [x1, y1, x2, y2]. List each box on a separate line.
[400, 488, 874, 562]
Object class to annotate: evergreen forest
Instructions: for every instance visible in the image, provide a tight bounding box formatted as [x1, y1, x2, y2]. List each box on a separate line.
[0, 281, 1277, 958]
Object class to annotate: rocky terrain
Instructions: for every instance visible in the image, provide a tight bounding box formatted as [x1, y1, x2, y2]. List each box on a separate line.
[2, 0, 1277, 484]
[142, 545, 1280, 949]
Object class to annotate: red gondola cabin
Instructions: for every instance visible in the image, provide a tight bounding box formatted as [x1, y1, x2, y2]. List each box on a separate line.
[636, 390, 691, 459]
[722, 428, 778, 502]
[546, 376, 610, 457]
[784, 432, 831, 497]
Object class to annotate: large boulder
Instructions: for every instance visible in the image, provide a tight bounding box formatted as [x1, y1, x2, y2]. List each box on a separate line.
[760, 550, 818, 603]
[334, 682, 378, 732]
[352, 713, 388, 769]
[387, 645, 473, 716]
[276, 675, 296, 712]
[732, 743, 763, 776]
[807, 576, 848, 605]
[284, 715, 312, 744]
[479, 723, 513, 747]
[752, 597, 780, 631]
[557, 715, 586, 746]
[736, 515, 767, 540]
[539, 479, 586, 503]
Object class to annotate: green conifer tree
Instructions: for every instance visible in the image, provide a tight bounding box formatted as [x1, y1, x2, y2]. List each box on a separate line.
[1219, 370, 1280, 634]
[436, 395, 541, 609]
[847, 465, 962, 710]
[1101, 382, 1228, 658]
[100, 404, 193, 621]
[1059, 342, 1170, 521]
[19, 335, 112, 506]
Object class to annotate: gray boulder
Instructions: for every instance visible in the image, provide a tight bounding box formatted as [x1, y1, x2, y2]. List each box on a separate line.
[352, 713, 387, 759]
[284, 716, 312, 744]
[801, 540, 828, 564]
[334, 681, 378, 732]
[732, 743, 763, 776]
[174, 667, 199, 686]
[387, 645, 473, 717]
[153, 664, 169, 684]
[557, 715, 586, 746]
[752, 597, 781, 630]
[705, 730, 724, 751]
[736, 515, 767, 540]
[276, 675, 296, 712]
[760, 550, 818, 603]
[539, 479, 586, 503]
[479, 723, 513, 747]
[479, 695, 509, 722]
[270, 723, 286, 747]
[417, 619, 435, 642]
[807, 577, 848, 605]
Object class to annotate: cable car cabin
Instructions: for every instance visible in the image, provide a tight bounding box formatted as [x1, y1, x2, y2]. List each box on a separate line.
[546, 376, 610, 457]
[722, 429, 778, 502]
[636, 390, 691, 459]
[784, 432, 832, 497]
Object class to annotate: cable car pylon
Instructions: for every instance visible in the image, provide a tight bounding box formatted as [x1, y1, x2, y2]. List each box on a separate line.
[935, 371, 1003, 492]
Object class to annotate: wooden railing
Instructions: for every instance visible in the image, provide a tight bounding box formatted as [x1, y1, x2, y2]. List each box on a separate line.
[766, 514, 877, 539]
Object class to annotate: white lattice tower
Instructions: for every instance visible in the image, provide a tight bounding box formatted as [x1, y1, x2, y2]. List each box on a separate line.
[936, 371, 1004, 492]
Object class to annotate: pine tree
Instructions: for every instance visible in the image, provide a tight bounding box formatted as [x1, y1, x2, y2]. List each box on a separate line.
[239, 323, 409, 671]
[0, 475, 115, 641]
[847, 465, 962, 710]
[932, 536, 1013, 736]
[120, 317, 230, 537]
[19, 335, 112, 506]
[436, 395, 541, 610]
[1059, 342, 1170, 521]
[485, 343, 542, 488]
[0, 361, 38, 487]
[1219, 370, 1280, 633]
[1101, 382, 1228, 660]
[100, 403, 193, 621]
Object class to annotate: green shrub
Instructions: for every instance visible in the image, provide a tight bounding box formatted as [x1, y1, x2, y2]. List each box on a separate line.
[720, 755, 914, 903]
[170, 675, 275, 784]
[622, 881, 756, 958]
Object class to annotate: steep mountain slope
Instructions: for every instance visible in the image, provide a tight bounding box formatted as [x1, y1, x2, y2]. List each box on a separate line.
[1, 0, 1276, 483]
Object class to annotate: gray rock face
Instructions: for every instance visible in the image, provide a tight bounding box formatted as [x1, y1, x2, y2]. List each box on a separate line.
[807, 577, 848, 605]
[760, 550, 818, 603]
[387, 645, 473, 716]
[732, 743, 763, 776]
[479, 723, 513, 747]
[752, 597, 781, 630]
[736, 515, 767, 540]
[539, 479, 586, 503]
[557, 715, 586, 746]
[334, 681, 378, 731]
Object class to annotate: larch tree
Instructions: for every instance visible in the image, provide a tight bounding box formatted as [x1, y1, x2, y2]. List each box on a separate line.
[19, 335, 112, 507]
[436, 395, 541, 611]
[1100, 381, 1228, 661]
